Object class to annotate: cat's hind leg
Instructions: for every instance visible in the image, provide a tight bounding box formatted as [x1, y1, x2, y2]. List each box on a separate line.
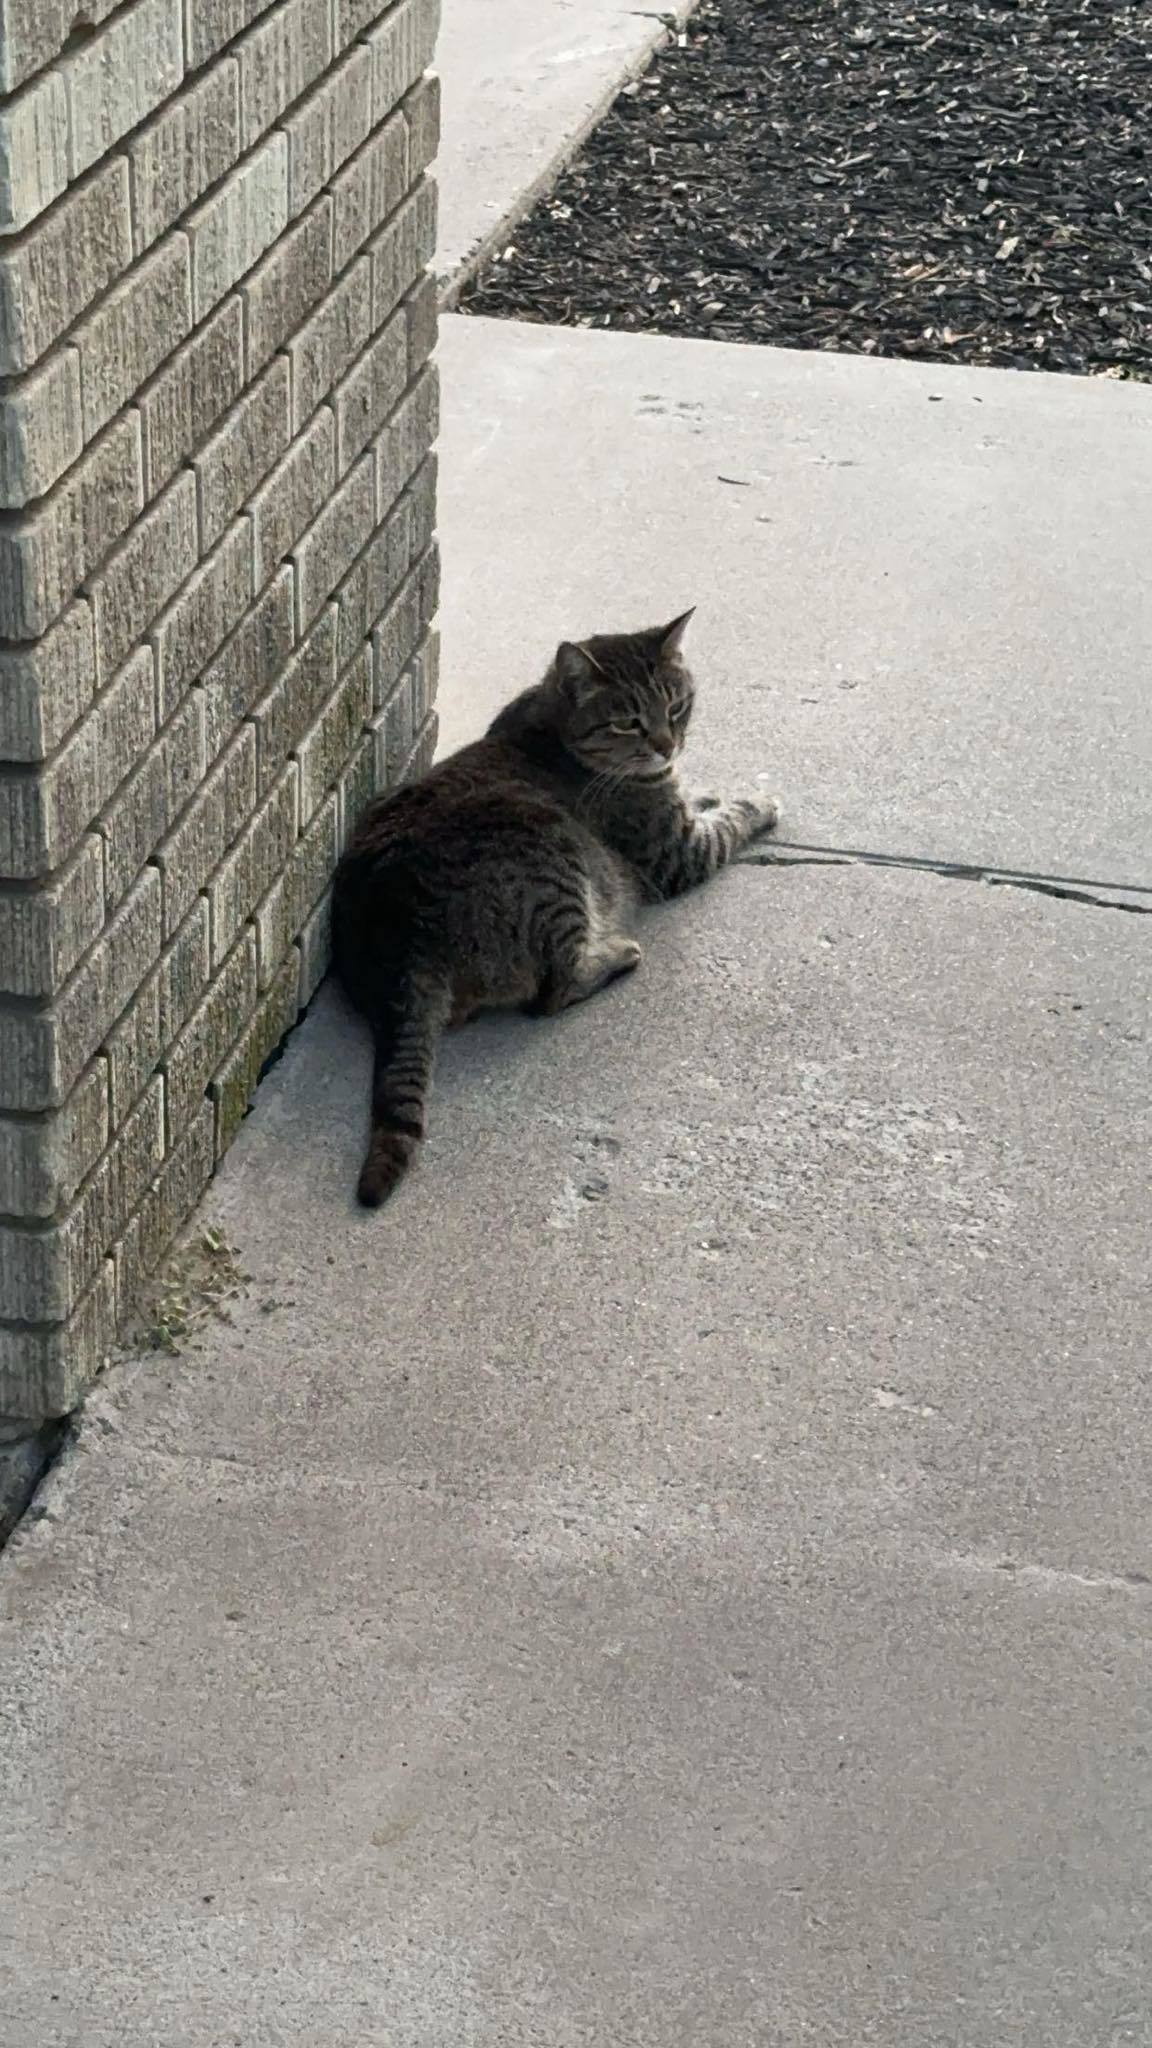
[568, 934, 643, 1005]
[524, 880, 641, 1017]
[527, 935, 641, 1016]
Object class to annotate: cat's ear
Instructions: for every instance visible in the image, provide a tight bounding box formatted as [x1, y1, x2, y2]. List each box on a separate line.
[554, 641, 603, 696]
[659, 608, 696, 657]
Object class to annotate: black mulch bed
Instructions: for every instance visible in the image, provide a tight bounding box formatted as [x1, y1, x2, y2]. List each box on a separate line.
[460, 0, 1152, 378]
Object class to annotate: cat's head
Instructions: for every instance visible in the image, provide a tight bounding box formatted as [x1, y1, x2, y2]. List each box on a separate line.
[547, 611, 696, 780]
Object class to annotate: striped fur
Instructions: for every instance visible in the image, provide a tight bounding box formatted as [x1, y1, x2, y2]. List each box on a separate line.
[332, 615, 778, 1204]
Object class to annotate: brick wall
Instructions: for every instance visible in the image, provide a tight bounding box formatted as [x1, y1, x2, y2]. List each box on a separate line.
[0, 0, 441, 1422]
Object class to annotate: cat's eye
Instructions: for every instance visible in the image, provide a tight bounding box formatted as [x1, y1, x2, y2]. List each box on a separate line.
[609, 718, 646, 736]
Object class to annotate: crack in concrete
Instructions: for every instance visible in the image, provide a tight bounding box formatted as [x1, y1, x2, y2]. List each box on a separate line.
[741, 839, 1152, 915]
[935, 1549, 1152, 1597]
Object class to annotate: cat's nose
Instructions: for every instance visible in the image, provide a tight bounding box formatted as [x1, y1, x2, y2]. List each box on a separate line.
[653, 731, 674, 758]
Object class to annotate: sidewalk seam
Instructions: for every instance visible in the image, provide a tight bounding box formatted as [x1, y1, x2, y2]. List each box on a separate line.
[741, 845, 1152, 916]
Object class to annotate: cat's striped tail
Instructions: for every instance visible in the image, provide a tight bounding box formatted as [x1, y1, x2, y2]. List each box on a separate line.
[358, 969, 452, 1207]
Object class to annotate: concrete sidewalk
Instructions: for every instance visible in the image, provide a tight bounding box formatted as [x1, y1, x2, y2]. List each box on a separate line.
[2, 315, 1150, 2044]
[436, 317, 1152, 891]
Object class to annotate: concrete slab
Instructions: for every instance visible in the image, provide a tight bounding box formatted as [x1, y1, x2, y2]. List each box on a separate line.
[3, 865, 1150, 2044]
[437, 0, 696, 294]
[437, 315, 1152, 890]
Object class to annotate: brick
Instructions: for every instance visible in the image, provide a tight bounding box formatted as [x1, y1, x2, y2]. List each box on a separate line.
[287, 256, 371, 431]
[0, 1080, 163, 1321]
[0, 1059, 109, 1219]
[139, 296, 245, 498]
[332, 488, 410, 671]
[115, 1099, 216, 1314]
[334, 307, 407, 470]
[194, 355, 291, 549]
[249, 405, 334, 587]
[153, 520, 253, 721]
[157, 898, 214, 1049]
[0, 0, 117, 92]
[89, 469, 198, 683]
[404, 72, 440, 178]
[153, 728, 257, 939]
[105, 987, 164, 1131]
[0, 413, 144, 642]
[255, 788, 337, 984]
[332, 113, 407, 273]
[405, 270, 438, 375]
[0, 835, 105, 999]
[243, 194, 332, 375]
[374, 358, 438, 508]
[281, 77, 329, 222]
[369, 567, 418, 711]
[62, 0, 184, 181]
[406, 450, 436, 561]
[0, 1262, 117, 1418]
[237, 0, 331, 152]
[296, 883, 331, 1004]
[0, 649, 155, 879]
[409, 626, 439, 726]
[187, 130, 289, 321]
[212, 949, 298, 1151]
[336, 729, 376, 848]
[0, 866, 162, 1112]
[186, 0, 274, 70]
[251, 605, 336, 791]
[293, 451, 375, 632]
[282, 42, 372, 217]
[199, 566, 295, 759]
[371, 175, 435, 327]
[207, 761, 297, 968]
[374, 663, 415, 783]
[369, 0, 438, 122]
[163, 931, 258, 1139]
[418, 536, 440, 620]
[129, 57, 241, 253]
[406, 709, 437, 779]
[74, 234, 193, 440]
[104, 900, 210, 1124]
[370, 548, 438, 711]
[98, 695, 208, 909]
[0, 67, 68, 236]
[0, 160, 133, 375]
[0, 603, 97, 764]
[335, 0, 391, 48]
[296, 650, 371, 825]
[0, 346, 83, 511]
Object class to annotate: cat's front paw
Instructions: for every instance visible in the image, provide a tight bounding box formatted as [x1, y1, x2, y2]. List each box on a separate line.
[693, 793, 722, 812]
[737, 793, 779, 837]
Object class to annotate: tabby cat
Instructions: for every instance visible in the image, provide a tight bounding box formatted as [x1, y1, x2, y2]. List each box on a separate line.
[332, 611, 778, 1206]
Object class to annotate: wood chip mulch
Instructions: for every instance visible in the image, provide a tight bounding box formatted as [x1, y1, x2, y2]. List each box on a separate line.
[460, 0, 1152, 378]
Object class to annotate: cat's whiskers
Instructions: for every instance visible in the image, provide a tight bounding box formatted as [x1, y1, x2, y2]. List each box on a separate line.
[575, 764, 631, 819]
